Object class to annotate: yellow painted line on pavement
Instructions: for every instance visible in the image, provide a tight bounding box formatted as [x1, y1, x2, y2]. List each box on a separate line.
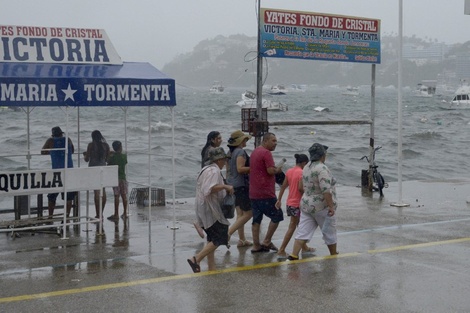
[367, 237, 470, 254]
[1, 237, 469, 303]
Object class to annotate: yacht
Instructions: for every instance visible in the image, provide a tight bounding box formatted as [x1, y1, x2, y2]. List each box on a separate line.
[209, 81, 224, 94]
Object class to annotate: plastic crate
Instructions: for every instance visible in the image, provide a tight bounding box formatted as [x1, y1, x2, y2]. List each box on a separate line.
[129, 188, 165, 206]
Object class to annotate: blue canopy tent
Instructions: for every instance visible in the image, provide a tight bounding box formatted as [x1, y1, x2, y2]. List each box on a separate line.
[0, 61, 178, 235]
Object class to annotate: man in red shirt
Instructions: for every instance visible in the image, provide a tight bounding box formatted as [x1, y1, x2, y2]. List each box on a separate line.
[249, 132, 284, 253]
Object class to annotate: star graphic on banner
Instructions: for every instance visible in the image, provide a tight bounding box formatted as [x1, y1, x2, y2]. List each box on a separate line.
[62, 83, 77, 102]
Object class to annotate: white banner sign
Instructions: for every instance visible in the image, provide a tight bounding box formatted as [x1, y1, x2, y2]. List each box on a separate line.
[0, 25, 122, 65]
[0, 166, 118, 196]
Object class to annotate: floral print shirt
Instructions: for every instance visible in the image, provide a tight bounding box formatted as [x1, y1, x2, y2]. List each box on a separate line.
[300, 161, 337, 214]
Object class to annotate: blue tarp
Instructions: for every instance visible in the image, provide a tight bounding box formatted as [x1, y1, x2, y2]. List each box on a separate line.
[0, 62, 176, 107]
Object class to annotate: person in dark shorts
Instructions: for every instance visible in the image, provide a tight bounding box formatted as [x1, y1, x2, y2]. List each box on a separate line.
[187, 147, 234, 273]
[226, 130, 253, 247]
[249, 133, 284, 253]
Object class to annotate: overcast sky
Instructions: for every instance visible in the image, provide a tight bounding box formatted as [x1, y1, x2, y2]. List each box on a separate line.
[1, 0, 469, 68]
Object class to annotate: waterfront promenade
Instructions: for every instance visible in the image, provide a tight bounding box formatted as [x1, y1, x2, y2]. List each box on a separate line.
[0, 179, 469, 312]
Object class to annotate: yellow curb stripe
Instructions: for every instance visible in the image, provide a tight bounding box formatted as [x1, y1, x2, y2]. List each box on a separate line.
[1, 237, 469, 304]
[367, 237, 470, 254]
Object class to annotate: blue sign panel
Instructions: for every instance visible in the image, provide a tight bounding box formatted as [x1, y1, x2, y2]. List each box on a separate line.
[0, 62, 176, 107]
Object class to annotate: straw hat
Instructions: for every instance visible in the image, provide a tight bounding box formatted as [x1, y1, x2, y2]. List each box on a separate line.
[227, 130, 252, 147]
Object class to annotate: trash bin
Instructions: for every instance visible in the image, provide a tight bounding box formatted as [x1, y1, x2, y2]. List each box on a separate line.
[129, 188, 165, 206]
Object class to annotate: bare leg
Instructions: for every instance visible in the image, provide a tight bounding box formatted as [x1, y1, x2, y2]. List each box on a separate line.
[327, 243, 338, 255]
[66, 200, 73, 217]
[290, 238, 307, 258]
[122, 193, 128, 216]
[251, 223, 261, 250]
[94, 189, 106, 218]
[228, 209, 253, 239]
[113, 195, 120, 217]
[262, 221, 279, 246]
[102, 188, 107, 211]
[234, 207, 245, 240]
[48, 201, 55, 217]
[278, 216, 298, 256]
[193, 242, 218, 270]
[94, 190, 101, 218]
[207, 251, 216, 271]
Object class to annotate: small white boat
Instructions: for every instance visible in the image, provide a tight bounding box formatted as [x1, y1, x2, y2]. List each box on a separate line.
[268, 84, 287, 95]
[439, 84, 470, 110]
[236, 91, 288, 111]
[412, 80, 437, 97]
[314, 106, 329, 112]
[341, 86, 359, 96]
[209, 81, 224, 94]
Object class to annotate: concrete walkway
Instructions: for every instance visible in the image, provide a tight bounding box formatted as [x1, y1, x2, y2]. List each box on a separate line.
[0, 179, 470, 312]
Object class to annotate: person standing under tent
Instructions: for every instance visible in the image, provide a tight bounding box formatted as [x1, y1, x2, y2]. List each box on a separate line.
[107, 140, 128, 222]
[84, 130, 110, 219]
[41, 126, 76, 218]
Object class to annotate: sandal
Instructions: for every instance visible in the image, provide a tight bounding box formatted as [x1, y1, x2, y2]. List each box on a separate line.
[261, 242, 278, 252]
[187, 257, 200, 273]
[251, 246, 269, 253]
[302, 247, 316, 254]
[237, 240, 253, 247]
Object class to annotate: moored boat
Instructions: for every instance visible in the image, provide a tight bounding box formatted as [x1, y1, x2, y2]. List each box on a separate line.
[209, 81, 224, 94]
[236, 91, 288, 111]
[439, 84, 470, 109]
[412, 80, 437, 97]
[268, 84, 287, 95]
[341, 86, 359, 96]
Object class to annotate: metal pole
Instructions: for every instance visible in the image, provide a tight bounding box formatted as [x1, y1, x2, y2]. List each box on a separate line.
[368, 64, 376, 192]
[148, 106, 151, 223]
[255, 0, 263, 148]
[391, 0, 409, 207]
[62, 106, 69, 239]
[170, 107, 178, 230]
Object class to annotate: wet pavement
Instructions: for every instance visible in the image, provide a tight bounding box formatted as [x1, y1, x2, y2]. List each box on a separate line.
[1, 179, 470, 312]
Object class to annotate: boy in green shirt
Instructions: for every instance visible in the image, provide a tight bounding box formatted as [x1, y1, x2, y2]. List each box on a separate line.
[107, 141, 128, 221]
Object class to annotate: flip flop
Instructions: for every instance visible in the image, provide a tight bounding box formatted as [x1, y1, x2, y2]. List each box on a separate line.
[251, 246, 269, 253]
[187, 257, 200, 273]
[237, 240, 253, 247]
[261, 242, 278, 252]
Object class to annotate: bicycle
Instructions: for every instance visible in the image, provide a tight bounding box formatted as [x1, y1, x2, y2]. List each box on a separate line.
[360, 146, 387, 197]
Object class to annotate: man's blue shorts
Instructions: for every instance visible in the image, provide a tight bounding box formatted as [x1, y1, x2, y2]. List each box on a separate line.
[251, 198, 284, 224]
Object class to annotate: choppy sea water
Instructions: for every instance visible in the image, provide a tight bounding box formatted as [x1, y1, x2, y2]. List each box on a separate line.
[1, 85, 468, 210]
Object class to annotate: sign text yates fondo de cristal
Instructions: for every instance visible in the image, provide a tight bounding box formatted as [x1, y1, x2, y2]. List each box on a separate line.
[260, 8, 381, 64]
[0, 25, 122, 65]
